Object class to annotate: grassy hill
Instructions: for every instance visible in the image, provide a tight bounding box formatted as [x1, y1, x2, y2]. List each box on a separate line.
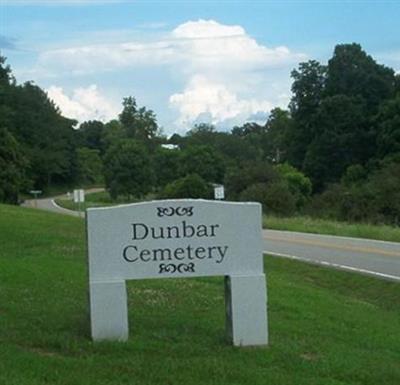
[0, 204, 399, 385]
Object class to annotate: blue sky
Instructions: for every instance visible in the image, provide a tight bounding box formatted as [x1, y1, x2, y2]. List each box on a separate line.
[1, 0, 399, 134]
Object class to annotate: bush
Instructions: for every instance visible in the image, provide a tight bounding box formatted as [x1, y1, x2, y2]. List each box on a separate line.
[307, 161, 400, 225]
[225, 161, 280, 200]
[369, 161, 400, 225]
[275, 163, 312, 210]
[341, 164, 367, 187]
[307, 184, 375, 223]
[239, 181, 296, 216]
[160, 174, 212, 199]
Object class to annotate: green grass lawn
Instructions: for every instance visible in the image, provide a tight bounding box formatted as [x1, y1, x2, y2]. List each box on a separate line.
[1, 203, 399, 384]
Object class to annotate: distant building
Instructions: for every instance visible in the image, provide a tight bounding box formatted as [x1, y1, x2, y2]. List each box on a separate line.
[161, 144, 179, 150]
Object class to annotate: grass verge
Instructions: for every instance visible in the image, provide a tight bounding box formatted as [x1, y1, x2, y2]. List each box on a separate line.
[264, 215, 400, 243]
[54, 191, 153, 211]
[55, 191, 400, 243]
[1, 203, 399, 384]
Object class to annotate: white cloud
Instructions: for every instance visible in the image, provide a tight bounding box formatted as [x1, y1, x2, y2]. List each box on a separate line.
[46, 85, 119, 123]
[167, 20, 302, 128]
[169, 75, 273, 129]
[33, 19, 306, 131]
[171, 20, 304, 74]
[376, 50, 400, 74]
[35, 19, 305, 77]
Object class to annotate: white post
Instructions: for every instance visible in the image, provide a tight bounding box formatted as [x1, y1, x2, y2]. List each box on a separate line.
[225, 274, 268, 346]
[89, 281, 129, 341]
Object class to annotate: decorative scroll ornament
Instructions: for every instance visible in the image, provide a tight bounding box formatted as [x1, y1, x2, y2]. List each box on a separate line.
[157, 206, 194, 217]
[159, 263, 196, 274]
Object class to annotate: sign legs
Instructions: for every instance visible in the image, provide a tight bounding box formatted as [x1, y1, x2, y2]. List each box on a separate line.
[225, 274, 268, 346]
[89, 276, 268, 346]
[89, 281, 129, 341]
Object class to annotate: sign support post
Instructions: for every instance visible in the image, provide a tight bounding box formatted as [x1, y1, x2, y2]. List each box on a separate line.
[225, 274, 268, 346]
[73, 189, 85, 218]
[29, 190, 42, 208]
[89, 280, 128, 341]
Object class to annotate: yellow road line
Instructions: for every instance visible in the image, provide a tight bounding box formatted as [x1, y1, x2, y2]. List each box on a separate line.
[263, 236, 400, 257]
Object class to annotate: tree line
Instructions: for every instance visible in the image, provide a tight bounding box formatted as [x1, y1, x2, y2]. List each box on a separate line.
[1, 43, 399, 224]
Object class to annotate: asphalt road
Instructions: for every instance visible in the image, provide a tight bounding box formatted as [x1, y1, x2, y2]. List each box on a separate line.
[263, 230, 400, 281]
[22, 195, 81, 217]
[21, 188, 104, 217]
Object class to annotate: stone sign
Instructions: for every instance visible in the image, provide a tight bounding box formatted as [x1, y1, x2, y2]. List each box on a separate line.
[87, 199, 268, 346]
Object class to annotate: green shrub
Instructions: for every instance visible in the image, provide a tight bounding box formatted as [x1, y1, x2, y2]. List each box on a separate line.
[369, 161, 400, 225]
[275, 163, 312, 209]
[225, 161, 280, 200]
[308, 161, 400, 225]
[307, 184, 343, 220]
[341, 164, 367, 187]
[160, 174, 212, 199]
[239, 181, 296, 216]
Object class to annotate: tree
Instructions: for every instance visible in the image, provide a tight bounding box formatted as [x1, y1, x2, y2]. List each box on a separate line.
[287, 60, 327, 168]
[212, 132, 259, 166]
[375, 95, 400, 159]
[119, 97, 158, 141]
[0, 55, 14, 87]
[263, 108, 293, 163]
[0, 57, 77, 190]
[325, 43, 396, 112]
[180, 145, 225, 183]
[103, 140, 154, 199]
[0, 127, 28, 203]
[0, 56, 17, 149]
[232, 122, 265, 137]
[76, 147, 103, 185]
[183, 123, 217, 148]
[153, 147, 182, 188]
[101, 119, 124, 152]
[161, 174, 212, 199]
[77, 120, 105, 153]
[181, 125, 259, 167]
[2, 80, 77, 188]
[303, 95, 371, 190]
[187, 123, 216, 136]
[231, 122, 266, 160]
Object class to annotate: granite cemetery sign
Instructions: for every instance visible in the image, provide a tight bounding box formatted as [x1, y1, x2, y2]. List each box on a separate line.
[86, 200, 268, 346]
